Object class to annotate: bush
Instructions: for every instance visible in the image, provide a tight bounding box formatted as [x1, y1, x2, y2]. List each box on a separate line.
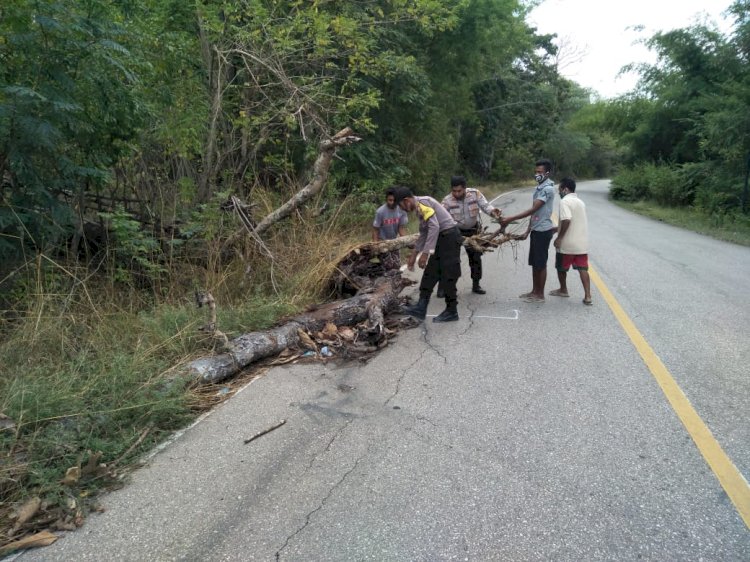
[611, 163, 688, 206]
[610, 166, 651, 201]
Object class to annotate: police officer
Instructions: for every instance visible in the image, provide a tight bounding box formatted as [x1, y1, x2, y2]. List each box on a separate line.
[441, 176, 501, 295]
[393, 186, 462, 323]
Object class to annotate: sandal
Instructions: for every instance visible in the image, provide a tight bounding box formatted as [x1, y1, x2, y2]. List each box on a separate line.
[583, 298, 593, 306]
[549, 289, 569, 297]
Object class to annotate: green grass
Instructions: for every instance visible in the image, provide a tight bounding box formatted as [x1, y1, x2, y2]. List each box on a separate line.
[0, 273, 300, 545]
[614, 200, 750, 247]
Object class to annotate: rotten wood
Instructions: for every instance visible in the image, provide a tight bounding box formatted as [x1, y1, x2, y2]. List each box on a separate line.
[338, 227, 523, 260]
[330, 227, 524, 295]
[182, 275, 405, 384]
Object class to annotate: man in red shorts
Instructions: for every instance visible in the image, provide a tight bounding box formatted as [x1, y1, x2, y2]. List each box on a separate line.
[550, 178, 593, 305]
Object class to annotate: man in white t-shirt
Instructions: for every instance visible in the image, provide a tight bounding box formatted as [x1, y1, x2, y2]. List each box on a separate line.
[550, 178, 592, 305]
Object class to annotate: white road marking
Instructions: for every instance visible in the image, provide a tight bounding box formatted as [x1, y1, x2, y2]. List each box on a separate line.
[473, 310, 519, 320]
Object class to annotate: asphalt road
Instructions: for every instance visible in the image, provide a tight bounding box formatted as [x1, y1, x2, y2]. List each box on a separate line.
[17, 180, 750, 561]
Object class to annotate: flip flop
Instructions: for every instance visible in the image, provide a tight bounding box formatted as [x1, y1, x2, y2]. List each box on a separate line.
[583, 298, 593, 306]
[523, 296, 545, 303]
[519, 292, 534, 298]
[549, 289, 569, 297]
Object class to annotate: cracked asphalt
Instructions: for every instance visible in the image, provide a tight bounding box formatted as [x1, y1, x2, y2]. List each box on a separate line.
[17, 180, 750, 561]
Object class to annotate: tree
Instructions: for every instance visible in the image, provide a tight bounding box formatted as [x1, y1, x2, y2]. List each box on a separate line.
[0, 0, 144, 260]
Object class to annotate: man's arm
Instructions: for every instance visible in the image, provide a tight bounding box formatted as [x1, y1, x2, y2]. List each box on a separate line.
[476, 190, 501, 218]
[500, 199, 545, 226]
[372, 226, 380, 242]
[398, 225, 407, 237]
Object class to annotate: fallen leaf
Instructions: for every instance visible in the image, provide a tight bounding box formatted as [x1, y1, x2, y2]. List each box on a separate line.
[296, 328, 317, 351]
[339, 327, 355, 341]
[51, 519, 77, 532]
[11, 497, 41, 531]
[0, 531, 58, 555]
[61, 466, 81, 486]
[80, 451, 103, 477]
[322, 322, 338, 337]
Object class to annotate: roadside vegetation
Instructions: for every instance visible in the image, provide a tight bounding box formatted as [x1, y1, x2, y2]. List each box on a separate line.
[602, 3, 750, 243]
[614, 199, 750, 246]
[1, 0, 749, 552]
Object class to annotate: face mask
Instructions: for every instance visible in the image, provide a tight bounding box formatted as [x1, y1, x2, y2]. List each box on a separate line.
[534, 173, 546, 184]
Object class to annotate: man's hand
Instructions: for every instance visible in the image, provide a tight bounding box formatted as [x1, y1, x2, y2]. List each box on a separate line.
[554, 237, 561, 249]
[491, 209, 502, 219]
[418, 253, 429, 269]
[407, 252, 417, 271]
[499, 217, 512, 228]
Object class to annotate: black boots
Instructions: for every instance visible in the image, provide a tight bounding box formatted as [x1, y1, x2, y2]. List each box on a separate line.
[472, 280, 486, 294]
[403, 296, 458, 322]
[433, 303, 458, 323]
[403, 296, 430, 320]
[439, 282, 484, 296]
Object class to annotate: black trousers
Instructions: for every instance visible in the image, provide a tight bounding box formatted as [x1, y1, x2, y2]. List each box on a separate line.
[420, 227, 462, 303]
[460, 227, 483, 281]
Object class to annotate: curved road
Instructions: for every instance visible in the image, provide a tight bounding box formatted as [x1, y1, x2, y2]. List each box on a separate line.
[18, 180, 750, 561]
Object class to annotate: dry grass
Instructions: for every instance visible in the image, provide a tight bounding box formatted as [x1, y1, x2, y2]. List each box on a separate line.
[0, 187, 382, 550]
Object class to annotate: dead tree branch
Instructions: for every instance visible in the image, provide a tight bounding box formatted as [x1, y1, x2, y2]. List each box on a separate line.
[252, 128, 361, 236]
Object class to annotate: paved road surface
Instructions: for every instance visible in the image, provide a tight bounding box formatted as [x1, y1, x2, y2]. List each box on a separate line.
[17, 180, 750, 561]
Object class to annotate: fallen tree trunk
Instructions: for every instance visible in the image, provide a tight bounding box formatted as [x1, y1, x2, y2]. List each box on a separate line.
[330, 227, 524, 295]
[182, 275, 405, 384]
[339, 227, 523, 258]
[252, 127, 362, 236]
[183, 226, 523, 384]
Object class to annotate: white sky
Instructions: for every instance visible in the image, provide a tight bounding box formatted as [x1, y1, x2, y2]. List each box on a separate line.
[527, 0, 736, 98]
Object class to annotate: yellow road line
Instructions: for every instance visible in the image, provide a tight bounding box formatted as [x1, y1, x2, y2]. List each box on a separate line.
[589, 265, 750, 529]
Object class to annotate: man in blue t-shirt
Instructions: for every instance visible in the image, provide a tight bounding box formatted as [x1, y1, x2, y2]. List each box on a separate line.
[500, 158, 558, 303]
[372, 187, 408, 241]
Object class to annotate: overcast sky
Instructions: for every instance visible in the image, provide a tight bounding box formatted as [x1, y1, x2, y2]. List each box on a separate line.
[527, 0, 736, 98]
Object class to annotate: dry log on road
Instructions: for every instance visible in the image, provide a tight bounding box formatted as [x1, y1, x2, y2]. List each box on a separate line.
[182, 275, 405, 384]
[331, 227, 524, 295]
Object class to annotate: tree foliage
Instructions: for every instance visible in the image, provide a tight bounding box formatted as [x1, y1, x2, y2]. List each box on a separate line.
[605, 1, 750, 213]
[1, 0, 580, 268]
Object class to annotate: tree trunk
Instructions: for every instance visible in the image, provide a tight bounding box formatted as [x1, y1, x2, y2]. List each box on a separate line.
[182, 275, 403, 384]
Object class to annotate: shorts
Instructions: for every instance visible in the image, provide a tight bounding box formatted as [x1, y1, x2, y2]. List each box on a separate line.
[555, 252, 589, 271]
[528, 229, 555, 270]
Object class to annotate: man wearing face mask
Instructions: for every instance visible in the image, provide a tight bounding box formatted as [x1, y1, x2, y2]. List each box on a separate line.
[550, 177, 592, 305]
[499, 158, 557, 303]
[440, 176, 502, 295]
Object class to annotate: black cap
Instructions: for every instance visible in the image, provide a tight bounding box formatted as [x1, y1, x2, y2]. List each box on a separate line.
[392, 186, 413, 204]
